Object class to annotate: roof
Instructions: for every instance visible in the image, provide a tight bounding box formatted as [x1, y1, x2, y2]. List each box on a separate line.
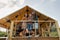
[0, 6, 55, 29]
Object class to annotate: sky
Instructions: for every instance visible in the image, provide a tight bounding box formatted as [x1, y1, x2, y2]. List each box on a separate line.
[0, 0, 60, 32]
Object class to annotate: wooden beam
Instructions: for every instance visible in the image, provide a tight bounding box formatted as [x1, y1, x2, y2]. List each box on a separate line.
[8, 21, 14, 40]
[14, 20, 55, 22]
[42, 28, 44, 37]
[38, 22, 40, 36]
[46, 23, 50, 37]
[34, 22, 37, 36]
[49, 22, 51, 37]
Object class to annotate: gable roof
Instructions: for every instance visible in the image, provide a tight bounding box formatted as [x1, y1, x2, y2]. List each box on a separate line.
[0, 6, 55, 29]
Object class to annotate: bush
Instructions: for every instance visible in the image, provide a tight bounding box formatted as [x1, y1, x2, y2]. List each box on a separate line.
[0, 31, 7, 37]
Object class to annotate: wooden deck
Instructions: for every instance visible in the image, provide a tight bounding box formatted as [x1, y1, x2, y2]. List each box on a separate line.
[0, 37, 59, 40]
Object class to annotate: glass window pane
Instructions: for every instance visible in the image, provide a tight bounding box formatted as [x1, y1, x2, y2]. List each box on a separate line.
[35, 23, 38, 29]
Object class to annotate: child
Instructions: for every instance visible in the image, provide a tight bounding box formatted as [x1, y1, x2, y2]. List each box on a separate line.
[22, 14, 27, 29]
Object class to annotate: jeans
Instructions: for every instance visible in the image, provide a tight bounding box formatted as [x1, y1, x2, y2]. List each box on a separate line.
[27, 23, 33, 31]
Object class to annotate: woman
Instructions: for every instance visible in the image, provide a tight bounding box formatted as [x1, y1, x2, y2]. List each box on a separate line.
[27, 14, 33, 32]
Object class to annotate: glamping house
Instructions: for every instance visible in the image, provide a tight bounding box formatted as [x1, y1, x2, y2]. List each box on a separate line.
[0, 6, 60, 40]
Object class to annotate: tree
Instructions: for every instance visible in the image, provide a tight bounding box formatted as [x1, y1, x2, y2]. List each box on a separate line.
[0, 31, 7, 37]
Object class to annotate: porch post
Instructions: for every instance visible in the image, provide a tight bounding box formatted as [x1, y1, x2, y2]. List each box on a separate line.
[38, 22, 40, 36]
[8, 21, 14, 40]
[49, 22, 51, 37]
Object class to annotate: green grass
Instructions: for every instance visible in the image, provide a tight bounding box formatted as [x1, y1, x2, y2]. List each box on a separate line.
[50, 32, 58, 37]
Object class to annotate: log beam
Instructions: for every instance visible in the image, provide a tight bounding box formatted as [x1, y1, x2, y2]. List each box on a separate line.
[8, 21, 14, 40]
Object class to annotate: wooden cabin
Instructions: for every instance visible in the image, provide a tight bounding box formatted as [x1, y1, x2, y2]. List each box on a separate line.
[0, 6, 60, 40]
